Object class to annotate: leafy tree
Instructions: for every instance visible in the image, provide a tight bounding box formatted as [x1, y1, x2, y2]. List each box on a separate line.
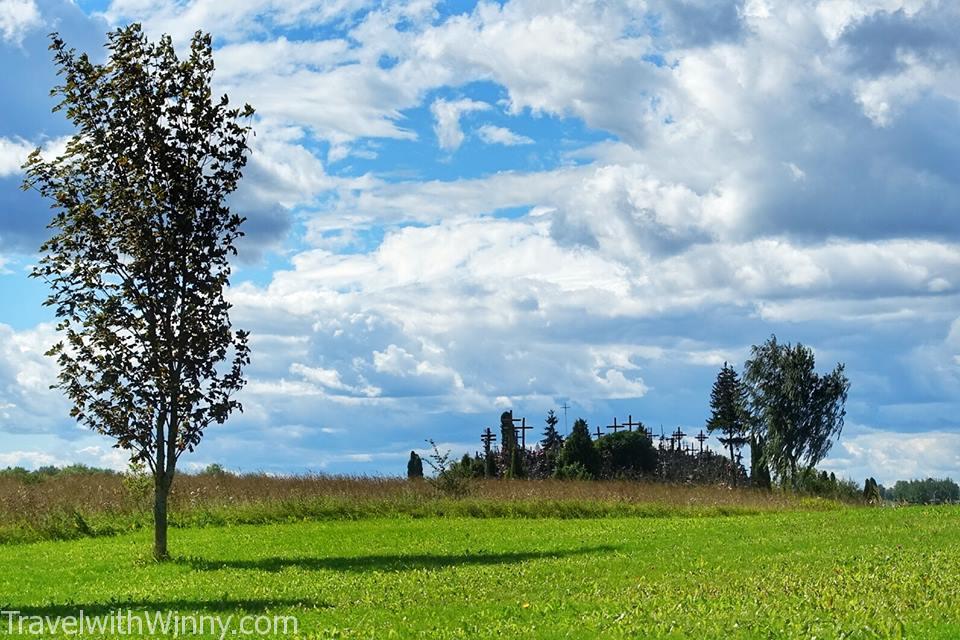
[705, 362, 749, 479]
[743, 336, 850, 489]
[469, 454, 486, 478]
[23, 25, 254, 560]
[199, 463, 229, 477]
[559, 418, 599, 478]
[597, 430, 657, 477]
[407, 451, 424, 479]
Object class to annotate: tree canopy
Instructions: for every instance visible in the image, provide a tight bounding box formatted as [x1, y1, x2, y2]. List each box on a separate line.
[23, 24, 254, 559]
[597, 430, 657, 477]
[743, 336, 850, 488]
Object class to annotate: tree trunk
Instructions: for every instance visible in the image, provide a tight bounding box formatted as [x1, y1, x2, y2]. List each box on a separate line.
[728, 442, 736, 487]
[153, 475, 171, 561]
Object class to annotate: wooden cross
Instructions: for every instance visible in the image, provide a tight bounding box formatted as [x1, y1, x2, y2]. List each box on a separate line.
[623, 415, 643, 433]
[480, 427, 497, 456]
[512, 416, 532, 449]
[607, 417, 622, 433]
[735, 451, 744, 467]
[560, 401, 570, 435]
[593, 425, 604, 440]
[671, 427, 686, 450]
[695, 430, 708, 455]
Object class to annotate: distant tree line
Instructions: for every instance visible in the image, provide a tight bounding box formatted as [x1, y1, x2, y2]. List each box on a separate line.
[885, 478, 960, 504]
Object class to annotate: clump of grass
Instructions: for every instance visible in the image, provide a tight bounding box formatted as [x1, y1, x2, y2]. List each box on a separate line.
[0, 472, 843, 545]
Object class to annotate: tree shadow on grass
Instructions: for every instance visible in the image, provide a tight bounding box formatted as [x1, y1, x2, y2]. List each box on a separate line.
[2, 598, 329, 619]
[181, 545, 619, 573]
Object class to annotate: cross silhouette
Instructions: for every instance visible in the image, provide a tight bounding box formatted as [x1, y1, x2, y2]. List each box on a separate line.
[623, 414, 643, 433]
[695, 429, 708, 454]
[480, 427, 497, 455]
[671, 427, 686, 450]
[607, 417, 622, 434]
[593, 425, 604, 440]
[512, 416, 532, 449]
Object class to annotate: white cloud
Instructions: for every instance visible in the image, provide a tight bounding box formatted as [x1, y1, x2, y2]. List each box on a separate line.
[0, 137, 34, 176]
[0, 323, 68, 433]
[476, 124, 533, 146]
[0, 136, 70, 177]
[103, 0, 374, 44]
[430, 97, 489, 151]
[824, 426, 960, 486]
[4, 0, 959, 480]
[289, 362, 381, 398]
[0, 0, 40, 44]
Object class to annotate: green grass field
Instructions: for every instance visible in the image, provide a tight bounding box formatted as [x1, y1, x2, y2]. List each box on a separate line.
[1, 506, 958, 639]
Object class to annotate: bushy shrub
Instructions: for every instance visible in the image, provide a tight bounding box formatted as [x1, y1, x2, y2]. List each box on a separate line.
[597, 431, 657, 477]
[423, 440, 472, 498]
[553, 462, 592, 481]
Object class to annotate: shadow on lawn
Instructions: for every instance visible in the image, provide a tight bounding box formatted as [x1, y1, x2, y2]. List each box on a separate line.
[2, 598, 329, 618]
[181, 545, 618, 573]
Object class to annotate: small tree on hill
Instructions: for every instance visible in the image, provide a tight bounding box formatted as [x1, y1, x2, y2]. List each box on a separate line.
[705, 362, 749, 484]
[541, 410, 563, 450]
[407, 451, 424, 479]
[540, 409, 564, 474]
[559, 418, 599, 478]
[24, 25, 254, 560]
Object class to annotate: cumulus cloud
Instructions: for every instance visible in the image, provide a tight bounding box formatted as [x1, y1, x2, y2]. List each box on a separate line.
[430, 97, 489, 151]
[0, 137, 35, 176]
[0, 323, 70, 434]
[824, 426, 960, 486]
[476, 124, 533, 146]
[0, 0, 40, 44]
[3, 0, 960, 480]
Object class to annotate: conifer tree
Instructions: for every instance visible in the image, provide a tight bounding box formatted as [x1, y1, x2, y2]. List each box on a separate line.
[540, 409, 564, 474]
[541, 409, 564, 451]
[559, 418, 599, 478]
[706, 362, 749, 482]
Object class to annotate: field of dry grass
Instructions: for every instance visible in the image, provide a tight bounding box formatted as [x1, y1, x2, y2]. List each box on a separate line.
[0, 471, 840, 545]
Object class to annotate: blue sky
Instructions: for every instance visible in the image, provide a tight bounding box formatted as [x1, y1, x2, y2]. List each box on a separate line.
[1, 0, 959, 484]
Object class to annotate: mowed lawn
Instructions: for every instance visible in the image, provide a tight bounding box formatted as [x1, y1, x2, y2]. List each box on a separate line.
[0, 507, 958, 639]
